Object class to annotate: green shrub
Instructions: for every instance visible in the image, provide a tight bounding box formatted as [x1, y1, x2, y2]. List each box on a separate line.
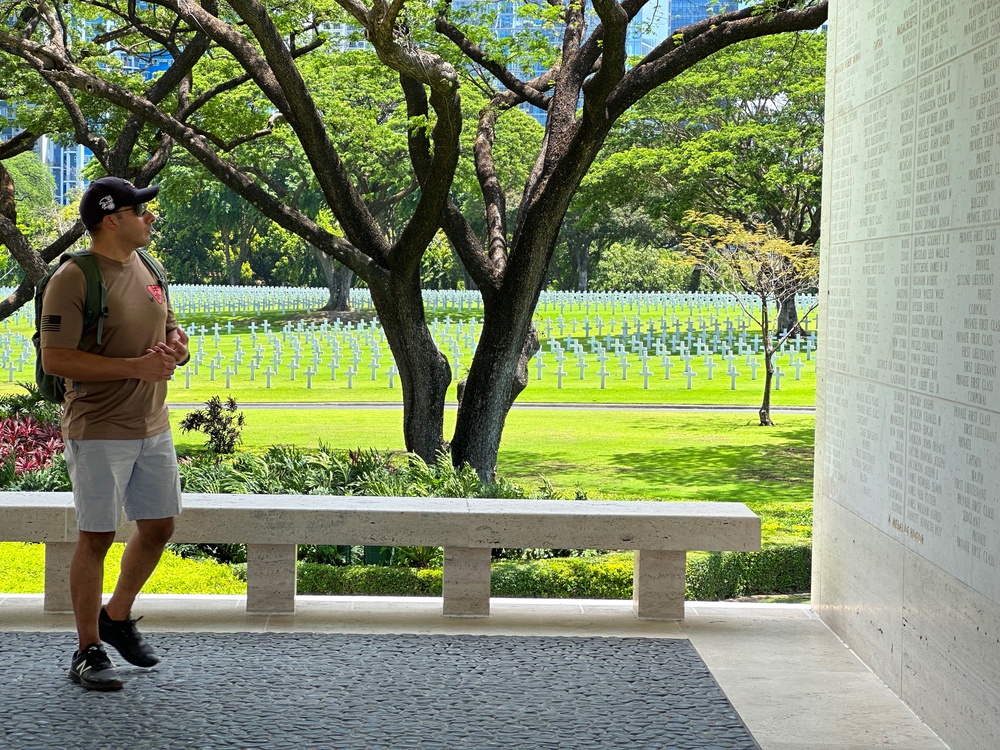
[177, 446, 544, 500]
[292, 547, 812, 600]
[491, 554, 634, 598]
[1, 454, 71, 491]
[0, 383, 61, 427]
[297, 562, 442, 596]
[685, 544, 812, 600]
[179, 396, 245, 454]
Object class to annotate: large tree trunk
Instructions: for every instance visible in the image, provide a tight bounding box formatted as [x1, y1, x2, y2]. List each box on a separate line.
[570, 237, 591, 291]
[451, 116, 609, 479]
[777, 292, 802, 338]
[451, 297, 540, 481]
[687, 266, 703, 292]
[368, 273, 450, 463]
[312, 247, 354, 311]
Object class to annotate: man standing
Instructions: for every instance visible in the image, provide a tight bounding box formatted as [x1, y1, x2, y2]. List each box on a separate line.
[40, 177, 189, 691]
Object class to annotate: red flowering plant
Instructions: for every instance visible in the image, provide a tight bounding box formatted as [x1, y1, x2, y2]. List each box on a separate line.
[0, 416, 65, 475]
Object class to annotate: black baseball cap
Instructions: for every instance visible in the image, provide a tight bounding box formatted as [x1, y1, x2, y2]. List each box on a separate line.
[79, 176, 159, 229]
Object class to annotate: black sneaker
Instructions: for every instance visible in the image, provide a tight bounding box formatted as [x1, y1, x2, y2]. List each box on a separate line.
[69, 644, 123, 691]
[99, 607, 161, 668]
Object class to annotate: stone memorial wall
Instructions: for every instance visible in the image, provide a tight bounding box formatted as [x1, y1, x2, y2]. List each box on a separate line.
[815, 2, 1000, 748]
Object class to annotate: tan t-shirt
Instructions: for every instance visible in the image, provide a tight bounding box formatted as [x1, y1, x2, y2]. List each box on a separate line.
[40, 251, 178, 440]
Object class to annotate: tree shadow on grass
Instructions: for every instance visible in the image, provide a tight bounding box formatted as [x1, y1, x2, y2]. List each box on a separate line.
[499, 425, 816, 510]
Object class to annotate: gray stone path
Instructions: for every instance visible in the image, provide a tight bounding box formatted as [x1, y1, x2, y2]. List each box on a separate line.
[0, 632, 758, 750]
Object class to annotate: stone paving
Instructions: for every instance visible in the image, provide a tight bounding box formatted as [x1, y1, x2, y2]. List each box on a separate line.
[0, 631, 758, 750]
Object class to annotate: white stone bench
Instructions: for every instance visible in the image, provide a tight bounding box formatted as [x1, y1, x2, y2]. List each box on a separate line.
[0, 492, 760, 620]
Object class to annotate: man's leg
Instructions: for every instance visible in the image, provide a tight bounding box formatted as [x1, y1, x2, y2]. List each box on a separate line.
[100, 431, 181, 667]
[104, 516, 176, 621]
[70, 530, 115, 651]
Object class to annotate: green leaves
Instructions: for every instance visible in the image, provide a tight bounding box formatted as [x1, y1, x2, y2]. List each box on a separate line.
[604, 31, 826, 242]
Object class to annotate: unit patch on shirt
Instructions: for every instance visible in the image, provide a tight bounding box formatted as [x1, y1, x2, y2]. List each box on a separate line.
[41, 315, 61, 332]
[147, 285, 164, 304]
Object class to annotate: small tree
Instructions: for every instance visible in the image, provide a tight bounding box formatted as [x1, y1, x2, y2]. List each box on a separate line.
[179, 396, 246, 454]
[682, 212, 818, 426]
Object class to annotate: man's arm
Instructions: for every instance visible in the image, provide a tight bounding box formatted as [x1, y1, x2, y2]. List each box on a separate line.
[42, 347, 178, 383]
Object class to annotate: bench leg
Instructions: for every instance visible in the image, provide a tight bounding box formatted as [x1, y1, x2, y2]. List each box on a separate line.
[442, 547, 491, 617]
[246, 544, 297, 615]
[633, 550, 686, 620]
[44, 542, 74, 613]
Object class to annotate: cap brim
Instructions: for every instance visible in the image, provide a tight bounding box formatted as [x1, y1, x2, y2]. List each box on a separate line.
[134, 185, 160, 202]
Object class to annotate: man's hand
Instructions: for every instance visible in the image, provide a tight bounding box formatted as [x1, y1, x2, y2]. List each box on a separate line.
[136, 349, 178, 382]
[163, 326, 190, 365]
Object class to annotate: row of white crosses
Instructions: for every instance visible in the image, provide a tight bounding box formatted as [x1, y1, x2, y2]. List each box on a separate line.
[0, 285, 818, 390]
[537, 329, 816, 391]
[0, 283, 817, 329]
[179, 317, 395, 390]
[0, 320, 817, 392]
[1, 331, 32, 382]
[163, 314, 816, 392]
[159, 284, 819, 319]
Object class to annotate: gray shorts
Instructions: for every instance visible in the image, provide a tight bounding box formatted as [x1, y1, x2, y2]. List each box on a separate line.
[65, 430, 183, 532]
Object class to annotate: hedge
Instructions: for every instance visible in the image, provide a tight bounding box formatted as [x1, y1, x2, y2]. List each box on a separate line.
[684, 545, 813, 600]
[286, 545, 811, 600]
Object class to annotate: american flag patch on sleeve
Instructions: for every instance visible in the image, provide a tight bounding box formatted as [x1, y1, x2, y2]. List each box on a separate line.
[41, 315, 61, 332]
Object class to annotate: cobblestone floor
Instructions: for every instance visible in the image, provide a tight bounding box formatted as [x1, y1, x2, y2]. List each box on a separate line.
[0, 632, 758, 750]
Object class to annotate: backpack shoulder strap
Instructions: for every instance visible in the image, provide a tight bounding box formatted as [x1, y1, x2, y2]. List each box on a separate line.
[64, 250, 109, 345]
[136, 249, 167, 285]
[136, 249, 170, 306]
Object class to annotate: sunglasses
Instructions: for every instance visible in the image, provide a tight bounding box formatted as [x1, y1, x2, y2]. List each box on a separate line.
[113, 203, 148, 217]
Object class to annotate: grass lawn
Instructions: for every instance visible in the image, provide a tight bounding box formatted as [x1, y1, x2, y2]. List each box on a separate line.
[172, 408, 815, 546]
[0, 542, 246, 595]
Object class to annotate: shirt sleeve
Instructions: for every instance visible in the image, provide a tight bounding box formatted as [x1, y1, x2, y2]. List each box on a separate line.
[39, 262, 86, 350]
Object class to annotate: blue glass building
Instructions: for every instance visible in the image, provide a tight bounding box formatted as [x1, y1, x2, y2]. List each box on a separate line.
[668, 1, 743, 34]
[451, 0, 671, 123]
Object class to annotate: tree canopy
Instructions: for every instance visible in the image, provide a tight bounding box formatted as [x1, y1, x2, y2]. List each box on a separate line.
[0, 0, 829, 477]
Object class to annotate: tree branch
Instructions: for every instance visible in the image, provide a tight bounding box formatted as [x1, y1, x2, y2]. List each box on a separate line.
[474, 107, 507, 274]
[0, 277, 35, 321]
[434, 15, 551, 110]
[227, 0, 391, 264]
[583, 0, 629, 108]
[612, 1, 829, 117]
[391, 74, 462, 277]
[547, 0, 587, 132]
[0, 130, 39, 160]
[0, 34, 381, 280]
[395, 72, 492, 289]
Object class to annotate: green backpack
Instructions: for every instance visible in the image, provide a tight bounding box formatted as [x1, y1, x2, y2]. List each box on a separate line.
[33, 249, 168, 404]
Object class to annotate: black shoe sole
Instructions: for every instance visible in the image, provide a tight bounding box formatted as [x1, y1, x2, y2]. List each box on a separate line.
[68, 669, 123, 691]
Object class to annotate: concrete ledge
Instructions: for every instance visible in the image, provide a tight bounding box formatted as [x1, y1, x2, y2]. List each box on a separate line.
[0, 492, 760, 620]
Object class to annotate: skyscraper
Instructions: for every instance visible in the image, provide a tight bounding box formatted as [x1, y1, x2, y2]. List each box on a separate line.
[668, 1, 743, 34]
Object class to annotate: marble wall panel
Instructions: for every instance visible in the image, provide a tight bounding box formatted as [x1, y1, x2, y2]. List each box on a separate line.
[820, 0, 1000, 607]
[818, 1, 1000, 747]
[811, 500, 905, 693]
[901, 551, 1000, 750]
